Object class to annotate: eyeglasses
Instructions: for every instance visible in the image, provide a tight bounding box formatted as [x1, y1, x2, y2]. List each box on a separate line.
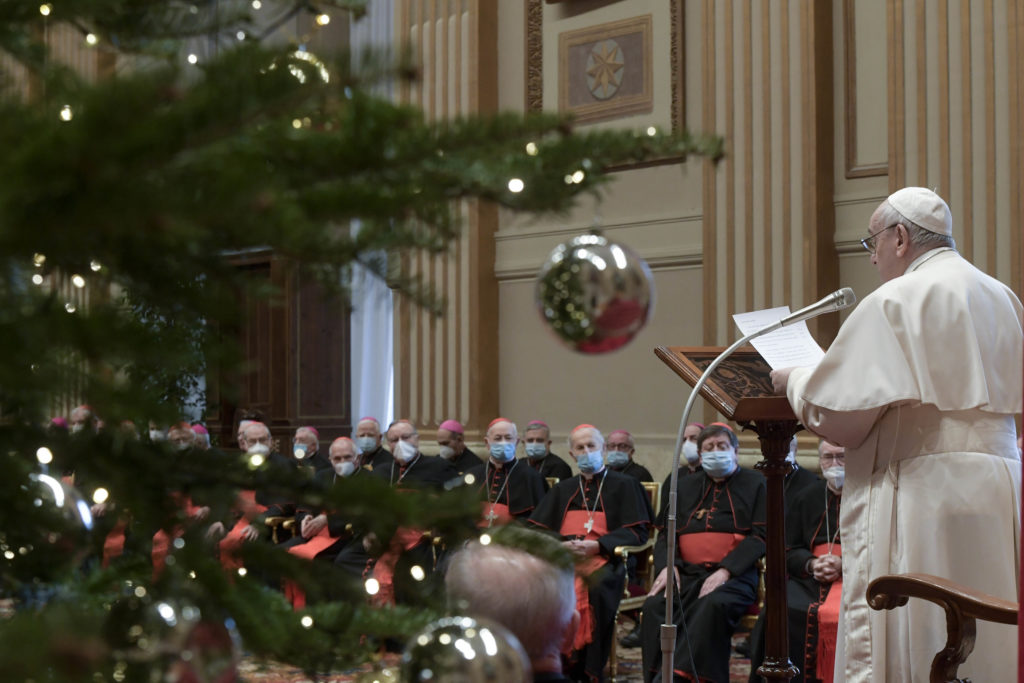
[860, 224, 898, 254]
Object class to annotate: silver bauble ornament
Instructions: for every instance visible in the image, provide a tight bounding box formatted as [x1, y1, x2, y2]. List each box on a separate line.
[535, 232, 654, 354]
[105, 595, 240, 683]
[401, 616, 530, 682]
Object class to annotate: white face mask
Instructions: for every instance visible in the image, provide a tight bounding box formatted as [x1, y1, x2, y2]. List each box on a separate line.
[682, 440, 700, 464]
[247, 443, 270, 457]
[822, 466, 845, 490]
[355, 436, 377, 453]
[438, 445, 456, 460]
[149, 429, 165, 442]
[334, 461, 356, 477]
[395, 438, 418, 464]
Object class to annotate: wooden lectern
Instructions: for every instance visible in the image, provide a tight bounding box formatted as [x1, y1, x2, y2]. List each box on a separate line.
[655, 346, 800, 682]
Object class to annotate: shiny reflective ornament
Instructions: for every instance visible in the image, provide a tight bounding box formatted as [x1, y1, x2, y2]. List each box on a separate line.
[401, 616, 530, 682]
[535, 233, 654, 353]
[104, 596, 240, 683]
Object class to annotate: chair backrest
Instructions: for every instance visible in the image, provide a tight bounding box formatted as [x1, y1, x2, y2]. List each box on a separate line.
[641, 481, 661, 518]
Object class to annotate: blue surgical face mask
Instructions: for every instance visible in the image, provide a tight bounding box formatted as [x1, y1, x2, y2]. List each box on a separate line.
[489, 441, 516, 463]
[355, 436, 377, 453]
[524, 442, 547, 460]
[576, 450, 604, 475]
[606, 451, 629, 469]
[700, 448, 736, 478]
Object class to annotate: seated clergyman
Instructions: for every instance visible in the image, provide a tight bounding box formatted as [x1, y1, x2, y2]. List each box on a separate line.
[639, 423, 766, 683]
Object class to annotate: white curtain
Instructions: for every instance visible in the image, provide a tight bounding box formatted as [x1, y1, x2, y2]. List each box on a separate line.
[348, 2, 396, 429]
[349, 259, 394, 428]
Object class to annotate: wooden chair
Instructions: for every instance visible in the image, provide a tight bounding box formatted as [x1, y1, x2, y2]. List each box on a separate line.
[263, 515, 294, 544]
[866, 573, 1018, 683]
[609, 481, 661, 681]
[738, 556, 767, 632]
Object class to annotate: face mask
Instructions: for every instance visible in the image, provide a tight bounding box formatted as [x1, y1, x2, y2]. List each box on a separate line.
[293, 443, 309, 459]
[355, 436, 377, 453]
[395, 438, 418, 464]
[576, 450, 604, 475]
[149, 429, 165, 442]
[71, 424, 85, 435]
[334, 461, 356, 477]
[606, 451, 629, 469]
[524, 443, 547, 460]
[786, 450, 797, 464]
[822, 466, 845, 490]
[700, 449, 736, 478]
[248, 443, 270, 457]
[438, 445, 456, 460]
[174, 442, 190, 452]
[682, 440, 700, 464]
[489, 442, 516, 463]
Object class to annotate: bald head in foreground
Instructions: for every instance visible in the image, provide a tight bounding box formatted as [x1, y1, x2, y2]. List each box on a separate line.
[446, 528, 579, 681]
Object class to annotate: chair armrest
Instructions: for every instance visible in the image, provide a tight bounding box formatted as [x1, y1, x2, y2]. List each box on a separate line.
[867, 573, 1017, 624]
[867, 573, 1018, 683]
[614, 537, 654, 559]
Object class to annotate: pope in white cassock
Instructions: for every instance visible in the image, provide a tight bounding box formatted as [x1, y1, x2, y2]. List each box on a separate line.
[771, 187, 1023, 683]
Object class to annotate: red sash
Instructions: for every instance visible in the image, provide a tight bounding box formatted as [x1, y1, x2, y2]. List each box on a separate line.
[282, 524, 338, 609]
[102, 520, 127, 568]
[478, 502, 513, 528]
[677, 532, 744, 566]
[371, 526, 428, 606]
[559, 510, 610, 652]
[810, 542, 842, 683]
[219, 490, 268, 572]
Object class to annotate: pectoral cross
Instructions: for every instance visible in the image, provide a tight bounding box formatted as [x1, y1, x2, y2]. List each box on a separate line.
[485, 508, 498, 527]
[583, 517, 594, 534]
[695, 509, 709, 520]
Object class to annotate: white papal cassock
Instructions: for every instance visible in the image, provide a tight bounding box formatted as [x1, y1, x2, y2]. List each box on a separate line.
[786, 247, 1023, 683]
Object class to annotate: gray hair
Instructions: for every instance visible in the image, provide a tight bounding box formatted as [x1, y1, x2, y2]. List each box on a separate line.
[486, 419, 518, 441]
[877, 200, 956, 251]
[446, 540, 575, 662]
[567, 425, 604, 450]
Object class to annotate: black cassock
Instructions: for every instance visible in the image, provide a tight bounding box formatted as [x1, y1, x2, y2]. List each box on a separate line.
[369, 453, 459, 605]
[613, 459, 654, 483]
[748, 481, 841, 683]
[529, 469, 653, 683]
[526, 452, 574, 485]
[466, 458, 547, 526]
[641, 467, 766, 683]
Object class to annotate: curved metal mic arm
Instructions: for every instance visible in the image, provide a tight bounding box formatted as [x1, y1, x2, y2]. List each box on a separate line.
[659, 328, 780, 682]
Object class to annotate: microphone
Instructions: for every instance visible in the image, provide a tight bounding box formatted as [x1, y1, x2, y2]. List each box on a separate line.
[778, 287, 857, 327]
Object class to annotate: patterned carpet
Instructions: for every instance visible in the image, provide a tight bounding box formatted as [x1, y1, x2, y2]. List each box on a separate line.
[236, 622, 754, 682]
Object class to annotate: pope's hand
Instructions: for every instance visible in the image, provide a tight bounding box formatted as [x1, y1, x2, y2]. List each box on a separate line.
[770, 367, 796, 395]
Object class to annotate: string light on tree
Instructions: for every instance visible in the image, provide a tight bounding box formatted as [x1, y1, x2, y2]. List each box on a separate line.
[187, 54, 198, 65]
[525, 141, 538, 156]
[31, 274, 43, 286]
[32, 253, 45, 267]
[59, 105, 73, 122]
[36, 447, 53, 465]
[507, 178, 524, 193]
[315, 14, 330, 26]
[251, 0, 261, 8]
[64, 303, 76, 314]
[39, 4, 51, 16]
[90, 260, 102, 272]
[85, 33, 98, 46]
[646, 126, 657, 136]
[71, 274, 85, 288]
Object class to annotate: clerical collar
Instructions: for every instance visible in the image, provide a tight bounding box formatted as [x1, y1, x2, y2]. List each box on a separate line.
[905, 246, 955, 274]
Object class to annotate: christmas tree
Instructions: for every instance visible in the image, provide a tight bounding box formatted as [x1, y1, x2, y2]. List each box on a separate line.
[0, 1, 722, 679]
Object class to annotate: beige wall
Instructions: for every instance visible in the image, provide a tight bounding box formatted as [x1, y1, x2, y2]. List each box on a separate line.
[480, 1, 1023, 479]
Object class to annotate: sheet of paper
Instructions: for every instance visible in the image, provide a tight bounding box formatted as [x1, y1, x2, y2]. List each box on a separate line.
[732, 306, 825, 370]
